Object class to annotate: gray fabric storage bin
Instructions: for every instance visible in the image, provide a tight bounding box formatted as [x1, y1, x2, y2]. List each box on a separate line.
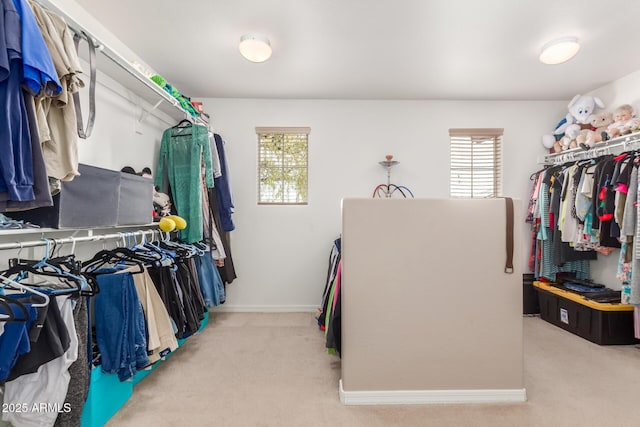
[117, 173, 153, 225]
[8, 164, 120, 228]
[59, 164, 120, 227]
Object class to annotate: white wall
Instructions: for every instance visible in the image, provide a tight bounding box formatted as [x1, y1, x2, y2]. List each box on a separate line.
[201, 98, 564, 309]
[76, 69, 169, 172]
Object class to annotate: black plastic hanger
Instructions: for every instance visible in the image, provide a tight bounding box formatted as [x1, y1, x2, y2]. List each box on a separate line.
[172, 119, 192, 129]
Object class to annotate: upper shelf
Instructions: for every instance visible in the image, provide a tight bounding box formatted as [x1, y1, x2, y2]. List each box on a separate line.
[33, 0, 208, 127]
[541, 132, 640, 164]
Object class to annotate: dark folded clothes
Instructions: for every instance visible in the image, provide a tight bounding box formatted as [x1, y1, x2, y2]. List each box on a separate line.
[561, 278, 605, 288]
[563, 283, 605, 293]
[556, 283, 622, 304]
[584, 290, 622, 303]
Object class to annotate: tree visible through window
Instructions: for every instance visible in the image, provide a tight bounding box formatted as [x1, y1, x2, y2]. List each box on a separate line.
[257, 127, 310, 204]
[449, 128, 503, 198]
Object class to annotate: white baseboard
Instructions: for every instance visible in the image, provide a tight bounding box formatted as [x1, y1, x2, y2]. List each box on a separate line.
[339, 380, 527, 405]
[209, 305, 318, 313]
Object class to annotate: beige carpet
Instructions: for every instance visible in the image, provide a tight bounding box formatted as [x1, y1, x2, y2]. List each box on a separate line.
[106, 313, 640, 427]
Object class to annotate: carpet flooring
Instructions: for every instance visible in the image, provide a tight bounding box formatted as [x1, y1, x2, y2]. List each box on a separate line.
[106, 313, 640, 427]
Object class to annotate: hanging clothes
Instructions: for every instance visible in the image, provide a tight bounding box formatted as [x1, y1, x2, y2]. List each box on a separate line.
[92, 269, 150, 382]
[318, 238, 341, 331]
[0, 0, 62, 209]
[193, 246, 226, 307]
[0, 298, 39, 382]
[208, 186, 237, 284]
[201, 166, 226, 261]
[28, 0, 84, 182]
[324, 260, 342, 355]
[54, 296, 89, 427]
[535, 174, 591, 281]
[12, 0, 61, 97]
[155, 123, 214, 243]
[0, 0, 36, 203]
[213, 133, 235, 232]
[132, 269, 178, 363]
[2, 295, 77, 427]
[0, 92, 53, 211]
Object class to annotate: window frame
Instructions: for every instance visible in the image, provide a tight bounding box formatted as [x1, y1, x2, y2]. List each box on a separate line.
[256, 127, 310, 205]
[449, 128, 503, 199]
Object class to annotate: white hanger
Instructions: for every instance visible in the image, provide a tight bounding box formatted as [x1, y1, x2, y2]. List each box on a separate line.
[0, 275, 50, 308]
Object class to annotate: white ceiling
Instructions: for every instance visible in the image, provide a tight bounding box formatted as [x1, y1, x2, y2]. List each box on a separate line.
[75, 0, 640, 101]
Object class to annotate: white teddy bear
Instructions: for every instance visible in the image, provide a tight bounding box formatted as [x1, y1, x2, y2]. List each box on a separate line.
[542, 94, 605, 151]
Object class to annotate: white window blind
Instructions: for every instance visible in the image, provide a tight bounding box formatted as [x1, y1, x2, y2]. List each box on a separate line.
[256, 127, 310, 205]
[449, 128, 503, 198]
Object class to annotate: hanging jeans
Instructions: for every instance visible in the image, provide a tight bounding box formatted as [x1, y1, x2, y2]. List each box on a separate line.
[194, 251, 225, 307]
[94, 270, 149, 381]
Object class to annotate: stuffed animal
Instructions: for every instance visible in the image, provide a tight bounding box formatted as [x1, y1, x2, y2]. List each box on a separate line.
[121, 166, 172, 219]
[601, 104, 640, 141]
[576, 111, 614, 150]
[542, 94, 605, 151]
[153, 190, 172, 218]
[554, 134, 578, 153]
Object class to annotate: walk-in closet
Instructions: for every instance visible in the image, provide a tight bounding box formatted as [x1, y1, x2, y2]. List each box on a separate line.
[1, 0, 640, 426]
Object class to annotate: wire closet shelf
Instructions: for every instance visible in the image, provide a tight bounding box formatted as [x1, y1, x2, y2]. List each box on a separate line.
[0, 229, 166, 252]
[542, 132, 640, 165]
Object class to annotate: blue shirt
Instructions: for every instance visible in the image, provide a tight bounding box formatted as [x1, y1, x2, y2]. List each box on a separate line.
[0, 301, 37, 382]
[12, 0, 61, 96]
[0, 0, 35, 201]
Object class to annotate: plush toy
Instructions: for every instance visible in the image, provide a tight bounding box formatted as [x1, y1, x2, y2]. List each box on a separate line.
[153, 190, 172, 218]
[121, 165, 173, 219]
[576, 111, 614, 150]
[601, 104, 640, 141]
[554, 134, 578, 152]
[542, 94, 605, 151]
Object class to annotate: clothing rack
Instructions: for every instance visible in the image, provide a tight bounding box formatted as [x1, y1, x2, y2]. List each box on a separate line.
[32, 0, 209, 128]
[0, 229, 163, 251]
[541, 132, 640, 165]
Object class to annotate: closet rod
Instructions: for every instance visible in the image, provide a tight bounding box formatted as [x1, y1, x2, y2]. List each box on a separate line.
[542, 132, 640, 165]
[0, 229, 160, 251]
[32, 0, 208, 128]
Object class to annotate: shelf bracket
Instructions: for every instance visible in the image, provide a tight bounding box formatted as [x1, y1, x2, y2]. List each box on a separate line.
[138, 99, 164, 124]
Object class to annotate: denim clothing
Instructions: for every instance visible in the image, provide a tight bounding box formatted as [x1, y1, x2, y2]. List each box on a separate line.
[94, 270, 149, 381]
[194, 251, 225, 307]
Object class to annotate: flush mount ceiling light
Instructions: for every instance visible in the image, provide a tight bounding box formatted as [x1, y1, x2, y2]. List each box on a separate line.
[239, 33, 272, 63]
[539, 37, 580, 65]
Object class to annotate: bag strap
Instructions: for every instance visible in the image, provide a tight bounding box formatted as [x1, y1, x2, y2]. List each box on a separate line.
[73, 32, 96, 139]
[504, 197, 514, 274]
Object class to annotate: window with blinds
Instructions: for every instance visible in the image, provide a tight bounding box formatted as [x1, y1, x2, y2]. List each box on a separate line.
[449, 128, 503, 198]
[257, 127, 310, 205]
